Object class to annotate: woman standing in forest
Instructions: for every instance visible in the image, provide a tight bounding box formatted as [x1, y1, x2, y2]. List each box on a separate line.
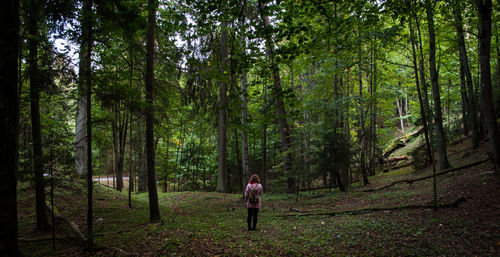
[244, 174, 263, 231]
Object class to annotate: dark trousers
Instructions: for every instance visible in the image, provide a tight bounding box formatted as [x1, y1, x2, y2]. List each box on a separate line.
[247, 208, 259, 230]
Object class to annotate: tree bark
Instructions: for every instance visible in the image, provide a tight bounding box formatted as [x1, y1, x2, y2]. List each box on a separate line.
[453, 1, 479, 148]
[216, 20, 229, 193]
[146, 0, 160, 222]
[258, 0, 295, 192]
[129, 112, 133, 207]
[262, 84, 268, 191]
[78, 0, 94, 249]
[137, 115, 147, 192]
[75, 1, 90, 177]
[477, 0, 500, 173]
[409, 19, 433, 165]
[28, 0, 49, 232]
[0, 0, 20, 255]
[358, 38, 369, 185]
[415, 13, 434, 141]
[241, 72, 250, 190]
[426, 0, 450, 170]
[396, 97, 405, 135]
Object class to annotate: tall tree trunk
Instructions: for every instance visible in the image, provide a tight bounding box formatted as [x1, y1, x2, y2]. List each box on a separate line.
[453, 0, 479, 148]
[415, 13, 434, 140]
[241, 72, 250, 190]
[128, 41, 134, 207]
[409, 19, 433, 165]
[146, 0, 160, 222]
[79, 0, 94, 248]
[75, 7, 89, 177]
[216, 20, 229, 193]
[477, 0, 500, 173]
[129, 112, 133, 207]
[358, 39, 369, 185]
[426, 0, 451, 170]
[0, 0, 20, 255]
[258, 0, 294, 192]
[369, 45, 377, 176]
[28, 0, 48, 232]
[262, 84, 268, 191]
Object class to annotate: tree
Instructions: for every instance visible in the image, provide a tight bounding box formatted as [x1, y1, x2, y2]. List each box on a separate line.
[28, 0, 49, 232]
[425, 0, 450, 171]
[241, 71, 250, 190]
[216, 19, 229, 193]
[0, 0, 20, 255]
[453, 0, 479, 149]
[409, 18, 433, 165]
[258, 0, 295, 192]
[477, 0, 500, 173]
[78, 0, 94, 248]
[146, 0, 160, 222]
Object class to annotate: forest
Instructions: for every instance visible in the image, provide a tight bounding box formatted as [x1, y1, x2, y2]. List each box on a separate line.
[1, 0, 499, 256]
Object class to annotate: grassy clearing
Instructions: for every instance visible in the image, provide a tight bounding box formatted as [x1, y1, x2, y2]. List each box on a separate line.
[17, 140, 500, 256]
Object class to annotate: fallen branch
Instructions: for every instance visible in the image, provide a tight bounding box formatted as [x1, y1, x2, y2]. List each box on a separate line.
[46, 204, 87, 242]
[280, 197, 465, 217]
[363, 158, 489, 192]
[19, 236, 81, 243]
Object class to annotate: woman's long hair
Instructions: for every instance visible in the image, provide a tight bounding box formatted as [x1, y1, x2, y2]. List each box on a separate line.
[249, 174, 260, 184]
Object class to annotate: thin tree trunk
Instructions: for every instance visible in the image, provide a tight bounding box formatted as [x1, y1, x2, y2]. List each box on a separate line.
[477, 0, 500, 173]
[241, 71, 250, 189]
[241, 72, 250, 191]
[112, 106, 122, 191]
[415, 13, 434, 140]
[146, 0, 160, 222]
[128, 40, 134, 207]
[426, 0, 451, 170]
[453, 0, 479, 148]
[409, 19, 433, 165]
[164, 134, 169, 192]
[29, 0, 49, 232]
[358, 38, 369, 185]
[262, 84, 267, 191]
[0, 0, 20, 254]
[137, 115, 147, 192]
[129, 112, 133, 207]
[396, 97, 405, 135]
[258, 0, 294, 192]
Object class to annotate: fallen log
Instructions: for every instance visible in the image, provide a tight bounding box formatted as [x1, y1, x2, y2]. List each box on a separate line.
[384, 155, 409, 163]
[280, 197, 465, 217]
[383, 141, 406, 158]
[383, 160, 418, 173]
[382, 127, 423, 158]
[363, 158, 489, 192]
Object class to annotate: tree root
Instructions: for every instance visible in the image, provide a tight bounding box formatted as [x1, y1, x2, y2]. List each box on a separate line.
[363, 158, 489, 192]
[280, 197, 466, 217]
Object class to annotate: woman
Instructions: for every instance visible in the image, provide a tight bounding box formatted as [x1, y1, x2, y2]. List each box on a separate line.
[244, 174, 263, 231]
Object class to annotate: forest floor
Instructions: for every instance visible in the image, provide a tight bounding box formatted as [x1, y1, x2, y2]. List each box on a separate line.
[17, 137, 500, 256]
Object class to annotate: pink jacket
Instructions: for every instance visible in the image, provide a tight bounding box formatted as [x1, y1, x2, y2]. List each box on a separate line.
[244, 183, 263, 208]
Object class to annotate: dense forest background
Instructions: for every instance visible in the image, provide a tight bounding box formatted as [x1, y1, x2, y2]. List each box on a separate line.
[1, 0, 500, 255]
